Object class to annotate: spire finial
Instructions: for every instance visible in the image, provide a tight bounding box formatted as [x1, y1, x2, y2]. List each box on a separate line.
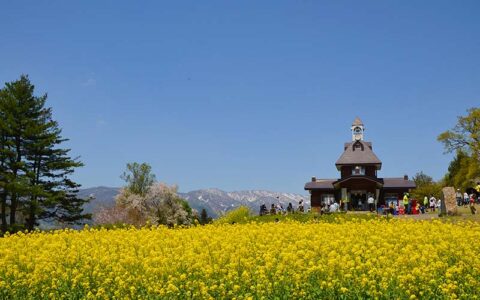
[352, 117, 363, 126]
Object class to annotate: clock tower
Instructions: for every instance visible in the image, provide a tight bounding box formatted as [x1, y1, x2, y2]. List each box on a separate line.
[351, 117, 364, 141]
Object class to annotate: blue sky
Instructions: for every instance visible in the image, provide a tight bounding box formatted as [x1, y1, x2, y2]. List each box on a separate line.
[1, 1, 479, 194]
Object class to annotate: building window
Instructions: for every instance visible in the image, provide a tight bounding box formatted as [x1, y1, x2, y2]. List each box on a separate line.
[352, 166, 365, 175]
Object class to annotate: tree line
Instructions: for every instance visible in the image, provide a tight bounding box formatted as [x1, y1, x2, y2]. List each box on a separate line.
[0, 75, 89, 233]
[412, 107, 480, 199]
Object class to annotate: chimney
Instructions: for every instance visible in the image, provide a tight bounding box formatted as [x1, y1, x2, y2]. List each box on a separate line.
[311, 176, 317, 182]
[404, 175, 408, 180]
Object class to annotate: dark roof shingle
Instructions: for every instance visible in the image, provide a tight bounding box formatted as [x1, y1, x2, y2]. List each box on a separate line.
[304, 179, 336, 190]
[335, 140, 382, 168]
[383, 177, 416, 189]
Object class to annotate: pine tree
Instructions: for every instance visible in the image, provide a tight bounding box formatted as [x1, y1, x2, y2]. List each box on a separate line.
[0, 105, 8, 232]
[200, 208, 209, 225]
[0, 75, 89, 232]
[0, 75, 35, 230]
[24, 117, 90, 229]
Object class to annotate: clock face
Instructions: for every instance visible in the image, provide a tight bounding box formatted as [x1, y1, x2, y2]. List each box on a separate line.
[353, 127, 362, 140]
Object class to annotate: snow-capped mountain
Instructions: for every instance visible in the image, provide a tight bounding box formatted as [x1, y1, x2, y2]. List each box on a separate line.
[79, 187, 309, 218]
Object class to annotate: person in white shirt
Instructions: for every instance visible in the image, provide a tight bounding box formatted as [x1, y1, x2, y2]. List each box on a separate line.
[429, 196, 436, 212]
[329, 202, 339, 212]
[367, 195, 375, 212]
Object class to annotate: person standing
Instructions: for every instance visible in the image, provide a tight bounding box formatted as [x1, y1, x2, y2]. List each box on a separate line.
[343, 196, 350, 212]
[367, 195, 375, 212]
[470, 194, 477, 214]
[388, 201, 395, 215]
[456, 189, 463, 206]
[476, 183, 480, 203]
[287, 203, 293, 214]
[423, 196, 429, 212]
[298, 200, 304, 213]
[260, 204, 267, 216]
[403, 193, 409, 215]
[270, 204, 276, 215]
[464, 192, 469, 206]
[408, 196, 413, 214]
[429, 196, 436, 212]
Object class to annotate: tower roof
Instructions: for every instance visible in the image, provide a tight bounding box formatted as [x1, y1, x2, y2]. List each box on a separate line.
[352, 117, 363, 126]
[335, 140, 382, 170]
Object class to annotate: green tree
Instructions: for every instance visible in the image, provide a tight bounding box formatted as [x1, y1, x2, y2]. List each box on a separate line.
[443, 150, 480, 190]
[438, 107, 480, 160]
[411, 171, 442, 201]
[0, 75, 41, 230]
[199, 208, 211, 225]
[0, 106, 8, 232]
[413, 171, 433, 187]
[120, 162, 156, 196]
[438, 108, 480, 191]
[97, 164, 192, 227]
[0, 75, 89, 232]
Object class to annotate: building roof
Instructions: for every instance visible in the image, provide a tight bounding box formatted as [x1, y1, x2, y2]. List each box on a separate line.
[383, 177, 416, 189]
[352, 117, 363, 126]
[305, 177, 416, 190]
[333, 175, 383, 187]
[304, 179, 336, 190]
[344, 141, 372, 150]
[335, 140, 382, 169]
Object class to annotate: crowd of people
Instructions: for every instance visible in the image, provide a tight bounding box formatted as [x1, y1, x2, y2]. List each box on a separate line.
[381, 185, 480, 215]
[455, 187, 479, 214]
[383, 193, 441, 215]
[259, 184, 480, 216]
[259, 200, 307, 216]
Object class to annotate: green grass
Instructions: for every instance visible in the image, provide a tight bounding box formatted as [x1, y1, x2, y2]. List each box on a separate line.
[245, 205, 480, 224]
[244, 211, 379, 224]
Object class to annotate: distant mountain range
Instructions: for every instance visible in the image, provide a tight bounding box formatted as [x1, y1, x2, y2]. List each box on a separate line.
[78, 187, 309, 218]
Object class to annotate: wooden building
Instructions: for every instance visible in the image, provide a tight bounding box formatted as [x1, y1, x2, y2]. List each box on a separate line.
[305, 117, 416, 211]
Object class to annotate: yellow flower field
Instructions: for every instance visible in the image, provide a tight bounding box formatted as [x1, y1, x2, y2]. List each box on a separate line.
[1, 218, 480, 299]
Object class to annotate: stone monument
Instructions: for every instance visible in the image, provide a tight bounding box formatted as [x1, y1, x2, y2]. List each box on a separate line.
[441, 187, 457, 216]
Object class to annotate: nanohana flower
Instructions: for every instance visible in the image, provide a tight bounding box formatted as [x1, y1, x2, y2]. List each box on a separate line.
[0, 219, 479, 299]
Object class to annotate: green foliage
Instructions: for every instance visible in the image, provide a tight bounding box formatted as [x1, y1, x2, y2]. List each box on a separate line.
[411, 181, 443, 201]
[411, 171, 443, 201]
[199, 208, 212, 225]
[443, 150, 480, 190]
[413, 171, 433, 186]
[179, 198, 192, 216]
[215, 206, 252, 224]
[438, 107, 480, 159]
[246, 212, 377, 224]
[120, 162, 156, 196]
[0, 75, 88, 232]
[437, 108, 480, 192]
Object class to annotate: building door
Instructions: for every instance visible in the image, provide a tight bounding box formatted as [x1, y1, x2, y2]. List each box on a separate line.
[350, 190, 367, 210]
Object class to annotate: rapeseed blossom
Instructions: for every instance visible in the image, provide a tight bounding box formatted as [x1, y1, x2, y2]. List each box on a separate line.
[0, 218, 479, 299]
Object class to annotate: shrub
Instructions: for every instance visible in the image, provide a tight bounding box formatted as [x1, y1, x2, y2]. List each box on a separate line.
[215, 206, 251, 224]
